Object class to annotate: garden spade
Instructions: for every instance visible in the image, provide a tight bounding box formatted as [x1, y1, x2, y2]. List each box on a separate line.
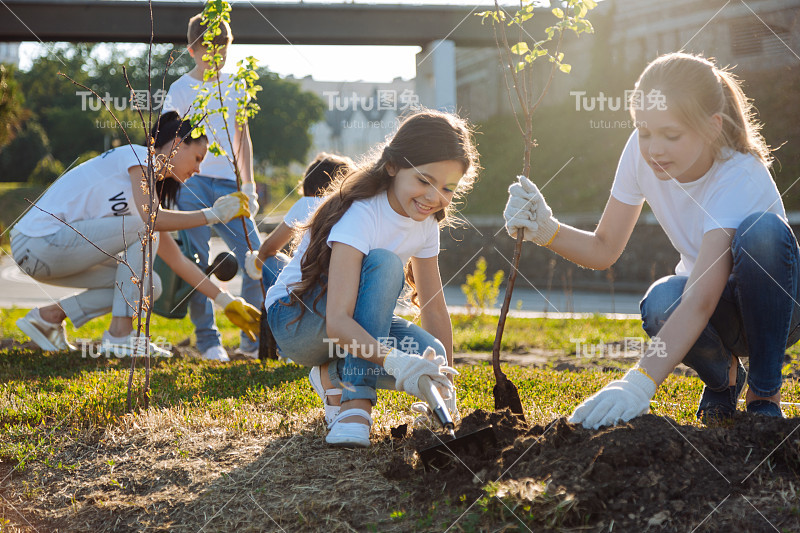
[492, 233, 526, 421]
[417, 376, 497, 471]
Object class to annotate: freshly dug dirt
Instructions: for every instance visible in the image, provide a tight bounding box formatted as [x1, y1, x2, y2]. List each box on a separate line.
[386, 409, 800, 532]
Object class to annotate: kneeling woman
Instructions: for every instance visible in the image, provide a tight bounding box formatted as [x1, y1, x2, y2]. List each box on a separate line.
[12, 112, 259, 356]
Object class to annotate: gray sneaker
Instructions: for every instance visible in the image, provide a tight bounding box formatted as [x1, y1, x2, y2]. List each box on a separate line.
[100, 331, 172, 358]
[16, 308, 76, 352]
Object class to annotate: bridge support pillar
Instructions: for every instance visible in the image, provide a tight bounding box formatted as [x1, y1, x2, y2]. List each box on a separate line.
[415, 39, 456, 112]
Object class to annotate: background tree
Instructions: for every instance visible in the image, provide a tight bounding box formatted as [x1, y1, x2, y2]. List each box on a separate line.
[0, 121, 50, 182]
[249, 68, 325, 168]
[13, 43, 194, 174]
[7, 42, 324, 187]
[0, 64, 27, 149]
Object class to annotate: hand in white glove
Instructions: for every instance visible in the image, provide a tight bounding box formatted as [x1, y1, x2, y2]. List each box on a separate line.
[569, 368, 657, 429]
[446, 391, 461, 423]
[201, 192, 251, 225]
[244, 250, 262, 280]
[384, 346, 457, 402]
[242, 182, 259, 215]
[503, 175, 560, 246]
[410, 387, 460, 427]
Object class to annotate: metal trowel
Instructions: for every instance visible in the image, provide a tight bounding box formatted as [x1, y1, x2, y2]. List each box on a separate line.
[416, 376, 497, 471]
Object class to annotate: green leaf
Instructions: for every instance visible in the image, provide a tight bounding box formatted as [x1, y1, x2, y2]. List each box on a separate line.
[510, 42, 530, 55]
[559, 63, 572, 73]
[552, 7, 565, 18]
[515, 61, 526, 73]
[208, 142, 225, 157]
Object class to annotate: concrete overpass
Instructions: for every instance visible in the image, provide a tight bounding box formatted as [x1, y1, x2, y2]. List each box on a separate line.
[0, 0, 545, 46]
[0, 0, 547, 119]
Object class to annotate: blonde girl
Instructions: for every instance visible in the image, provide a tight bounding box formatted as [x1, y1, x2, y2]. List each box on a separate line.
[265, 110, 479, 447]
[505, 52, 795, 428]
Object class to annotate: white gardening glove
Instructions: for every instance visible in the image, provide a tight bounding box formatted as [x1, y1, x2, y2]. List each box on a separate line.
[569, 368, 656, 429]
[384, 347, 457, 402]
[410, 386, 460, 427]
[244, 250, 262, 280]
[242, 182, 259, 215]
[201, 192, 251, 225]
[446, 391, 461, 423]
[503, 175, 560, 246]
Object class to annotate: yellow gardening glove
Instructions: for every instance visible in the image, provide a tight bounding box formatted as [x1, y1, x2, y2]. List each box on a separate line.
[202, 192, 252, 225]
[214, 291, 261, 341]
[229, 191, 252, 219]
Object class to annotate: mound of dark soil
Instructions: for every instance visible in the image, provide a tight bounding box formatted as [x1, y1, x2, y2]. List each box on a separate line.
[386, 410, 800, 531]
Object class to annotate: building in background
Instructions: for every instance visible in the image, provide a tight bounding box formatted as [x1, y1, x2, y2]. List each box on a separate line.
[0, 42, 20, 66]
[288, 75, 417, 162]
[454, 0, 800, 122]
[610, 0, 799, 73]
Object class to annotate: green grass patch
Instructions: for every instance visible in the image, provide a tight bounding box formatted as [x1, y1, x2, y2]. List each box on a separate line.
[1, 307, 647, 355]
[0, 307, 242, 348]
[451, 313, 645, 352]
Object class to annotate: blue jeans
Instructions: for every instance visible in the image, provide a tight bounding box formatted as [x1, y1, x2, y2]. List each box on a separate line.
[261, 254, 289, 295]
[177, 175, 262, 352]
[266, 249, 446, 404]
[640, 212, 800, 397]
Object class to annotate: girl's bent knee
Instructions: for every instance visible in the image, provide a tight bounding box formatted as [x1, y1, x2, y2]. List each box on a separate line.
[363, 249, 403, 274]
[429, 338, 446, 356]
[640, 276, 685, 335]
[361, 249, 404, 296]
[733, 212, 792, 261]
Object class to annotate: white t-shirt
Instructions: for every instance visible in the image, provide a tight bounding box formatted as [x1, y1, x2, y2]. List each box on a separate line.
[283, 196, 323, 229]
[14, 145, 147, 238]
[164, 72, 244, 181]
[265, 191, 440, 308]
[611, 131, 786, 276]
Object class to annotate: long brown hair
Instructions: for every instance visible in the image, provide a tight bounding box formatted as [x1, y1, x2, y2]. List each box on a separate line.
[286, 109, 479, 317]
[632, 52, 771, 165]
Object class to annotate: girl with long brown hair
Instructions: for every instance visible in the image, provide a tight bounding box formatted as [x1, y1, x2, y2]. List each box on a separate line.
[264, 110, 479, 447]
[505, 52, 795, 428]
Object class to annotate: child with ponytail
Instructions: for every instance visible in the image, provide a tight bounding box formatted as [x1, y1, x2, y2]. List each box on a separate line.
[505, 52, 795, 428]
[265, 110, 479, 447]
[13, 112, 259, 356]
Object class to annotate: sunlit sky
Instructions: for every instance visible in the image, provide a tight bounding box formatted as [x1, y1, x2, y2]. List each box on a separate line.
[17, 0, 539, 82]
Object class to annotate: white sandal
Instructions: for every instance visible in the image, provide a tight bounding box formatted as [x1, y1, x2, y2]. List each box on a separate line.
[309, 366, 342, 425]
[325, 408, 372, 448]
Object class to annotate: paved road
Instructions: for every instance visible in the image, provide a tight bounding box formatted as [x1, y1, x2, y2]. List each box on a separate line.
[1, 237, 642, 318]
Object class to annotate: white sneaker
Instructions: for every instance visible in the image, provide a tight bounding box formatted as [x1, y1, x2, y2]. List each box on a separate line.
[100, 331, 172, 358]
[201, 345, 230, 362]
[16, 308, 76, 352]
[233, 347, 258, 360]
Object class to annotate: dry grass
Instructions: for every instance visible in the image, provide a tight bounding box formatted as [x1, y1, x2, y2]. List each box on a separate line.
[0, 401, 451, 532]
